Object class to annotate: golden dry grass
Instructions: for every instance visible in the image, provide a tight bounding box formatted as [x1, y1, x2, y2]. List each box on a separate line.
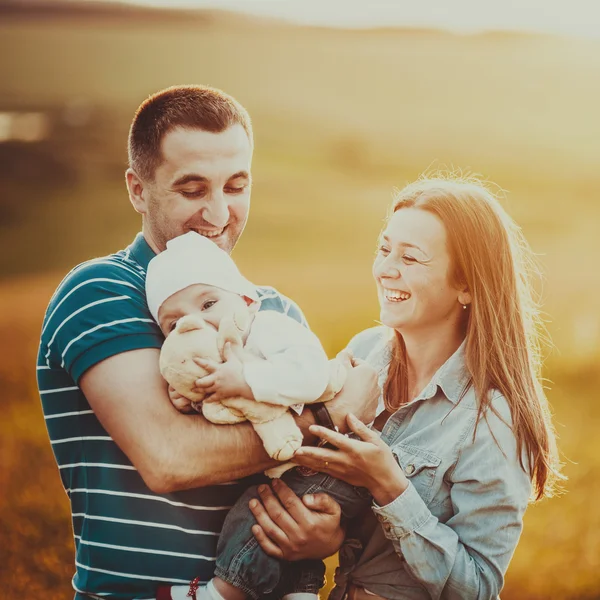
[1, 271, 599, 599]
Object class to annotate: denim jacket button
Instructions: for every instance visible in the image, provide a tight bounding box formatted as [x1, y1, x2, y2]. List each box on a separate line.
[405, 463, 416, 475]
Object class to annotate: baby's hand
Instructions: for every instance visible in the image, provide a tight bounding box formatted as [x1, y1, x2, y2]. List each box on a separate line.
[193, 342, 255, 403]
[168, 385, 196, 414]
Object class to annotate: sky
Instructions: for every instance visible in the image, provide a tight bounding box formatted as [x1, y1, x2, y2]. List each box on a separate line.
[125, 0, 600, 39]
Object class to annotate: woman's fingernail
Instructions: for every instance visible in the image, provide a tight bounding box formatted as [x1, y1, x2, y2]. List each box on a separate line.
[272, 479, 279, 487]
[249, 499, 258, 509]
[304, 494, 314, 504]
[258, 485, 267, 494]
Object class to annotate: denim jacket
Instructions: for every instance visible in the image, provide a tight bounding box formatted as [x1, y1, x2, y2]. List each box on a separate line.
[331, 327, 532, 600]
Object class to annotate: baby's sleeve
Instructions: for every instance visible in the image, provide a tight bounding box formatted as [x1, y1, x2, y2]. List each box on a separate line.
[243, 311, 330, 407]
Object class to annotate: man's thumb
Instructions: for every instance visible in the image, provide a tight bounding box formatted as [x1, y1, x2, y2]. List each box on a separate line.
[303, 493, 341, 516]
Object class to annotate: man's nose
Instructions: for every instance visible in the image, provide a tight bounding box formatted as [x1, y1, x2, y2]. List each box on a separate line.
[202, 192, 230, 229]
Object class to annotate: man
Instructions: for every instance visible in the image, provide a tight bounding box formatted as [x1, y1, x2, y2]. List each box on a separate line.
[37, 85, 379, 600]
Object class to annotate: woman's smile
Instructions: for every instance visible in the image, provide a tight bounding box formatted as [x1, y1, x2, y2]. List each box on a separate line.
[381, 287, 411, 302]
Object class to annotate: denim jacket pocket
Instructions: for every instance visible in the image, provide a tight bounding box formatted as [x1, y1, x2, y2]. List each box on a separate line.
[392, 444, 442, 504]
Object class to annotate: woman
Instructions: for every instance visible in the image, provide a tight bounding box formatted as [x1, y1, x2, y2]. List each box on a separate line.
[283, 174, 563, 599]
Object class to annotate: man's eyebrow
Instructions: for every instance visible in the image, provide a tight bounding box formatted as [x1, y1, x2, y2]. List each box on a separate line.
[172, 174, 209, 186]
[172, 172, 249, 186]
[228, 171, 250, 181]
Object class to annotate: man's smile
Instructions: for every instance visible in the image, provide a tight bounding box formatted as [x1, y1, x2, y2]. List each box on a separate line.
[189, 225, 228, 239]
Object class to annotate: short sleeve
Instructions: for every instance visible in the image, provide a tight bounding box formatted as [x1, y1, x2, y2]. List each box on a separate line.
[40, 259, 163, 383]
[346, 326, 387, 360]
[256, 286, 309, 328]
[284, 297, 308, 328]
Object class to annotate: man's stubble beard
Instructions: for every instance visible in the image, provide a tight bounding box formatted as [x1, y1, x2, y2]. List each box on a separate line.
[145, 192, 180, 253]
[144, 191, 245, 255]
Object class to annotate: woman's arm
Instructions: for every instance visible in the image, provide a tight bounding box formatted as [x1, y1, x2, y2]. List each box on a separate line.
[374, 403, 531, 599]
[294, 400, 532, 600]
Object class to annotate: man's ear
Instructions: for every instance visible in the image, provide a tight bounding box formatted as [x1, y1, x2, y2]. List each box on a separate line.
[126, 168, 148, 216]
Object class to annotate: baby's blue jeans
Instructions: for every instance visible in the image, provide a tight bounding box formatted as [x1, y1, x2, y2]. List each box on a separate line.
[214, 468, 371, 599]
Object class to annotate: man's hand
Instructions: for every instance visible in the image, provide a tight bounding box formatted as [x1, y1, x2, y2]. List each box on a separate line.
[249, 478, 345, 560]
[193, 342, 255, 402]
[326, 351, 379, 432]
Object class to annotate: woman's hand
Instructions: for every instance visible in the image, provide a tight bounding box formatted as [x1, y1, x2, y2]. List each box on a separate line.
[294, 414, 409, 506]
[249, 478, 345, 560]
[192, 342, 255, 402]
[325, 351, 380, 432]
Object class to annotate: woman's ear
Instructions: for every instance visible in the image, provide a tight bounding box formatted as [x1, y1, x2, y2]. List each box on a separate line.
[458, 286, 472, 308]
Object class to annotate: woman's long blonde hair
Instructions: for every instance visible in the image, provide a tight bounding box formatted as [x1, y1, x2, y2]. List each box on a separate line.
[383, 174, 563, 500]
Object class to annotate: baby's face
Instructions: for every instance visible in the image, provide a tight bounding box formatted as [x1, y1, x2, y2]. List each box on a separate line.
[157, 283, 249, 336]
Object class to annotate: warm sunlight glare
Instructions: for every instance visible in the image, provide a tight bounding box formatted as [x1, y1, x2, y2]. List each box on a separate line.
[126, 0, 600, 39]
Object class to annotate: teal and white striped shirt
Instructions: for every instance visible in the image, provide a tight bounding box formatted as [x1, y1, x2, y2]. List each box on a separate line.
[37, 233, 307, 599]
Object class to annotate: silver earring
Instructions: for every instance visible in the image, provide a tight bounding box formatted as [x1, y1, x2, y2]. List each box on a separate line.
[462, 304, 467, 310]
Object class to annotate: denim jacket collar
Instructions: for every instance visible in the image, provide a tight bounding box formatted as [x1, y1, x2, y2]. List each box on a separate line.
[370, 330, 472, 407]
[416, 340, 472, 406]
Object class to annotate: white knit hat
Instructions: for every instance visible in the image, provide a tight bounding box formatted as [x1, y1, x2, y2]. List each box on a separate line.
[145, 231, 258, 322]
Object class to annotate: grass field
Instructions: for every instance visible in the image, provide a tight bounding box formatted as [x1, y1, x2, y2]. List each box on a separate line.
[1, 271, 599, 599]
[1, 4, 599, 599]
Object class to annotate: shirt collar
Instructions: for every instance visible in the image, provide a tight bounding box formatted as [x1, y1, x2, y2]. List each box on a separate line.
[369, 331, 472, 412]
[417, 339, 472, 405]
[127, 232, 156, 272]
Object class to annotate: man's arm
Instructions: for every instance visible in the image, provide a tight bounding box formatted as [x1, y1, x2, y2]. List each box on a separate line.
[80, 347, 379, 494]
[81, 348, 282, 493]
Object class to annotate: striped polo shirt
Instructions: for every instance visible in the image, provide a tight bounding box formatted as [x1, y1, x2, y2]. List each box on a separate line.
[37, 232, 308, 600]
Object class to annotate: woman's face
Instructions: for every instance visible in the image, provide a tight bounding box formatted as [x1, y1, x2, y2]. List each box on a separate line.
[373, 207, 467, 333]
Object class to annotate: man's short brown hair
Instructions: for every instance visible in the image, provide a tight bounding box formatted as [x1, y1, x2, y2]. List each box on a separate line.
[128, 85, 253, 181]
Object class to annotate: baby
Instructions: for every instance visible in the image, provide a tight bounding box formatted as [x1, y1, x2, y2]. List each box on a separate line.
[145, 232, 371, 600]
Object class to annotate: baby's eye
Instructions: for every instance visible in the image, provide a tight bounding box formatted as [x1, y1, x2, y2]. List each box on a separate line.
[378, 245, 390, 255]
[202, 300, 217, 310]
[402, 254, 417, 264]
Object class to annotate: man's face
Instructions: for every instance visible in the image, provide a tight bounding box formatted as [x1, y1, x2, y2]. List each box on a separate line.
[141, 124, 252, 254]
